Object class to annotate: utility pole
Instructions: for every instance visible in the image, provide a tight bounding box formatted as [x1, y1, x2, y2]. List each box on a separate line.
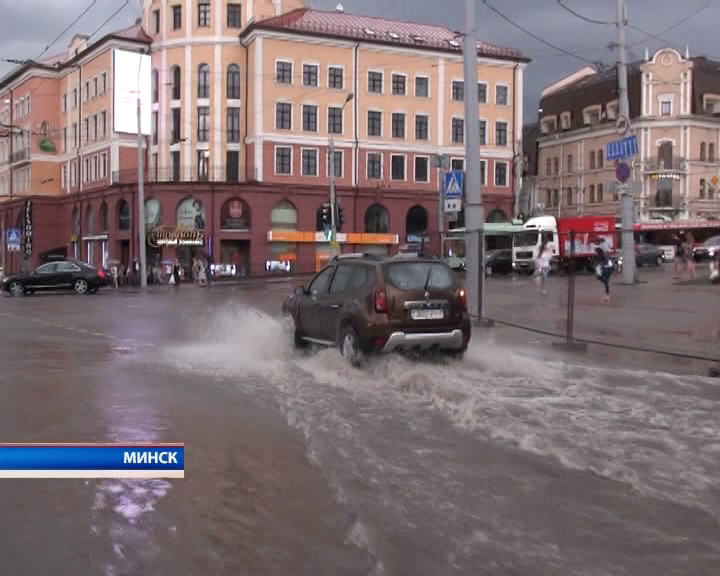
[463, 0, 484, 322]
[137, 54, 148, 289]
[617, 0, 636, 284]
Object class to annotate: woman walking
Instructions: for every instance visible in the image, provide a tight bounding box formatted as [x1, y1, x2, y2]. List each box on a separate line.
[594, 247, 615, 303]
[535, 239, 552, 295]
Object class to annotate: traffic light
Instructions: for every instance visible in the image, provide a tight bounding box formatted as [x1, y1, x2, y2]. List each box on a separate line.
[321, 202, 331, 226]
[336, 205, 345, 231]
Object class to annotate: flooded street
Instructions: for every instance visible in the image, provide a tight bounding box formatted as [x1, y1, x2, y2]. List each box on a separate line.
[1, 282, 719, 575]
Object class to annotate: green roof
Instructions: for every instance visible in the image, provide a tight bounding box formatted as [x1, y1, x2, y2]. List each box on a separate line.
[447, 222, 524, 236]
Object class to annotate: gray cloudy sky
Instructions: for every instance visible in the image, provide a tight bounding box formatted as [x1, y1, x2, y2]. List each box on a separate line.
[0, 0, 715, 122]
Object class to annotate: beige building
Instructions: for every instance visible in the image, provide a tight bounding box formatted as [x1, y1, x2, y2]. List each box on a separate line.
[143, 0, 528, 221]
[534, 47, 720, 222]
[0, 23, 152, 201]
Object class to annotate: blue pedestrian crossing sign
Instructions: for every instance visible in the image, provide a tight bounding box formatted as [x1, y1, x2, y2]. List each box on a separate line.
[444, 170, 463, 198]
[6, 228, 21, 252]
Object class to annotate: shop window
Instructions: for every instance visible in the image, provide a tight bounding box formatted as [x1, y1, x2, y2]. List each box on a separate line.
[176, 197, 206, 230]
[365, 203, 389, 233]
[145, 198, 162, 228]
[406, 205, 428, 236]
[86, 205, 95, 235]
[220, 197, 250, 230]
[99, 202, 108, 232]
[118, 199, 130, 231]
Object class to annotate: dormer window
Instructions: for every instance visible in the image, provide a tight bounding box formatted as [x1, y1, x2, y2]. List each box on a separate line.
[540, 116, 557, 134]
[703, 94, 720, 115]
[559, 112, 571, 130]
[606, 101, 618, 120]
[583, 105, 601, 125]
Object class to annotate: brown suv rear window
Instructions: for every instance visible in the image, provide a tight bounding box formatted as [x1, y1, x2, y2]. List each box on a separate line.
[382, 262, 454, 291]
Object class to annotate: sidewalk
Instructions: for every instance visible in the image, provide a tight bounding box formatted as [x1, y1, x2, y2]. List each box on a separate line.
[483, 270, 720, 361]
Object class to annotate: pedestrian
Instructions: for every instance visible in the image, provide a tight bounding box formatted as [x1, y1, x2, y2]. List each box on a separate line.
[685, 231, 697, 280]
[534, 239, 552, 295]
[172, 259, 181, 287]
[594, 247, 614, 304]
[111, 264, 119, 289]
[673, 233, 686, 279]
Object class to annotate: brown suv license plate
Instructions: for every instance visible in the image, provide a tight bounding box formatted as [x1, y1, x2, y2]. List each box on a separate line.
[410, 309, 444, 320]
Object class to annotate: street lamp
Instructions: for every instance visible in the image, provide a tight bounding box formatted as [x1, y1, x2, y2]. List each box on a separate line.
[136, 48, 149, 288]
[328, 92, 354, 254]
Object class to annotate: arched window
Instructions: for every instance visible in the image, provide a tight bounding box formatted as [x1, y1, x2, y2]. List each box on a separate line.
[86, 205, 95, 235]
[151, 69, 158, 103]
[220, 197, 250, 229]
[486, 209, 508, 223]
[198, 64, 210, 98]
[99, 202, 108, 232]
[364, 203, 389, 233]
[171, 65, 181, 100]
[72, 206, 80, 236]
[145, 198, 162, 228]
[270, 200, 298, 230]
[176, 197, 206, 230]
[405, 205, 428, 236]
[118, 199, 130, 231]
[227, 64, 241, 99]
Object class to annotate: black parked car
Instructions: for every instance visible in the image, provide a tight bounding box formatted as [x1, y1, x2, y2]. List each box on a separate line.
[2, 260, 108, 296]
[485, 249, 513, 276]
[693, 235, 720, 261]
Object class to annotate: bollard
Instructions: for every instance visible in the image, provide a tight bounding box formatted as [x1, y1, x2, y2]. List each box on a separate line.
[553, 229, 587, 352]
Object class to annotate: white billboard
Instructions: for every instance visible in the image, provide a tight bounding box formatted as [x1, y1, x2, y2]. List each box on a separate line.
[113, 49, 151, 135]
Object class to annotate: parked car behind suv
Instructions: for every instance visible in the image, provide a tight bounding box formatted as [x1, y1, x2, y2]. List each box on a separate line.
[282, 253, 471, 366]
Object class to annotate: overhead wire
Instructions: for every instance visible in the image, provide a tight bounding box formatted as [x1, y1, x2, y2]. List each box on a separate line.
[555, 1, 614, 26]
[36, 0, 99, 61]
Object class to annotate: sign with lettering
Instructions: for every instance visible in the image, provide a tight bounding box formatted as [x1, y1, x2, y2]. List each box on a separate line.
[147, 227, 205, 248]
[23, 199, 32, 257]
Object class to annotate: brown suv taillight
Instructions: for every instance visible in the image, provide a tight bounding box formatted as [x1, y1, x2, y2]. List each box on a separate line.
[374, 288, 387, 313]
[458, 287, 467, 311]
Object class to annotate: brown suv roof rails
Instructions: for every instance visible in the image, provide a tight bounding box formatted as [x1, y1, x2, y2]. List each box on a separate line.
[330, 253, 382, 262]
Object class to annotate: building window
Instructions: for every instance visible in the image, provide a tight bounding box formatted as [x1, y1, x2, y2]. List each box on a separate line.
[198, 1, 210, 27]
[597, 149, 604, 168]
[415, 76, 429, 97]
[391, 74, 406, 96]
[61, 94, 67, 112]
[171, 108, 181, 142]
[589, 150, 596, 170]
[328, 106, 343, 134]
[153, 10, 160, 33]
[391, 112, 405, 138]
[328, 66, 343, 89]
[452, 80, 463, 101]
[479, 160, 486, 185]
[101, 73, 106, 93]
[92, 155, 98, 180]
[172, 66, 181, 99]
[303, 64, 318, 87]
[101, 111, 106, 137]
[496, 85, 509, 105]
[73, 88, 78, 107]
[566, 187, 573, 206]
[452, 118, 464, 144]
[83, 157, 90, 182]
[152, 111, 158, 145]
[661, 100, 671, 116]
[391, 154, 406, 180]
[197, 64, 210, 98]
[302, 148, 318, 176]
[700, 142, 707, 162]
[329, 150, 343, 178]
[479, 120, 486, 145]
[495, 121, 508, 146]
[414, 156, 429, 182]
[495, 161, 508, 186]
[227, 64, 241, 99]
[700, 178, 707, 198]
[589, 184, 596, 203]
[710, 143, 716, 162]
[152, 69, 158, 103]
[227, 107, 241, 142]
[367, 152, 382, 179]
[275, 102, 292, 130]
[567, 154, 573, 173]
[597, 183, 604, 203]
[553, 157, 559, 175]
[275, 147, 291, 175]
[171, 151, 180, 181]
[367, 110, 382, 136]
[197, 151, 209, 181]
[227, 3, 242, 27]
[100, 152, 107, 179]
[197, 106, 209, 141]
[415, 114, 428, 140]
[62, 127, 67, 152]
[172, 5, 182, 29]
[302, 104, 318, 132]
[276, 61, 292, 84]
[226, 151, 240, 182]
[478, 82, 487, 104]
[368, 71, 383, 93]
[93, 77, 97, 98]
[83, 118, 89, 144]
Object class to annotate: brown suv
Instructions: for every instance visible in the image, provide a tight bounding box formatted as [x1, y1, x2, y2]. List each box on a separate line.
[282, 253, 471, 365]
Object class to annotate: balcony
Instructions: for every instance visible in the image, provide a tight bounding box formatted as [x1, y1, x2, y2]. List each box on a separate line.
[111, 167, 243, 185]
[9, 149, 30, 164]
[641, 157, 688, 174]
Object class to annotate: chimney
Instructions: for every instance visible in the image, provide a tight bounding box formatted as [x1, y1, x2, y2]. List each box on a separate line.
[644, 48, 649, 61]
[685, 45, 690, 59]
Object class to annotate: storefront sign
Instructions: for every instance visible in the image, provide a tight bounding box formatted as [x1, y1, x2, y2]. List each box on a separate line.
[148, 227, 205, 247]
[23, 199, 32, 258]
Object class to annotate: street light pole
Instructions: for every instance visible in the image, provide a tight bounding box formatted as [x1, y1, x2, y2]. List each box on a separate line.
[616, 0, 636, 284]
[136, 52, 148, 288]
[462, 0, 484, 322]
[329, 92, 353, 255]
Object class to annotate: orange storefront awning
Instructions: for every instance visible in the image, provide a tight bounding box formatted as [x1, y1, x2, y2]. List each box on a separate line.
[267, 230, 399, 245]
